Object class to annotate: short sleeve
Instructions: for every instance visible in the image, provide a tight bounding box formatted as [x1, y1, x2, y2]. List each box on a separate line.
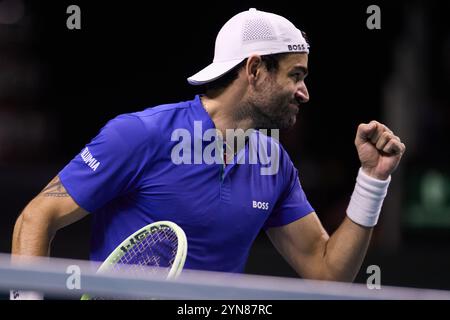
[263, 157, 314, 230]
[58, 114, 150, 212]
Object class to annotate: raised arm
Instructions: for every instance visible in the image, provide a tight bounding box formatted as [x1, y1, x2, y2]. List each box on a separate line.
[267, 121, 406, 282]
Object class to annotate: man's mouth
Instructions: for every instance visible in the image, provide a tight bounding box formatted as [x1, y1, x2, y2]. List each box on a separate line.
[289, 103, 299, 113]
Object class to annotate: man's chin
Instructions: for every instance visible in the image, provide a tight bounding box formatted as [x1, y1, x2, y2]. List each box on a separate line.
[252, 114, 297, 130]
[278, 116, 297, 130]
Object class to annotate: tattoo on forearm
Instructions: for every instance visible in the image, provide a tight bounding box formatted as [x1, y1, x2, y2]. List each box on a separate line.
[41, 178, 69, 197]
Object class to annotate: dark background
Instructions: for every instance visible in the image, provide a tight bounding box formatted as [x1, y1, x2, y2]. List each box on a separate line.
[1, 0, 449, 293]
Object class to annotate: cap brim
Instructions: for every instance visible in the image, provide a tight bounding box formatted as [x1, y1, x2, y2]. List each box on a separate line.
[187, 59, 245, 85]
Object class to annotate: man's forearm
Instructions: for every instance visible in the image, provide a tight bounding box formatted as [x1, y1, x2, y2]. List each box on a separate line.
[322, 216, 373, 282]
[10, 208, 53, 300]
[10, 176, 87, 300]
[12, 208, 54, 257]
[320, 168, 391, 282]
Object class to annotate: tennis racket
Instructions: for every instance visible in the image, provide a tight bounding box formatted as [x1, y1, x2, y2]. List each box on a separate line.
[81, 220, 187, 300]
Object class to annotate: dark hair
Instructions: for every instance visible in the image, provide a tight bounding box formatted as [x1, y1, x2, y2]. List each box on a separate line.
[202, 53, 289, 93]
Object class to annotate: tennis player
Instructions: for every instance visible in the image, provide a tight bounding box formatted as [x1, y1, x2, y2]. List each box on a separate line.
[11, 8, 405, 299]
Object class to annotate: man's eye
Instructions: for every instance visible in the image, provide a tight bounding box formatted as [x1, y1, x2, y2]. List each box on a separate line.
[292, 73, 303, 82]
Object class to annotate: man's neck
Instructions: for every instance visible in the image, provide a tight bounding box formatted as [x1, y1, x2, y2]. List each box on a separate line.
[200, 86, 253, 163]
[200, 87, 252, 140]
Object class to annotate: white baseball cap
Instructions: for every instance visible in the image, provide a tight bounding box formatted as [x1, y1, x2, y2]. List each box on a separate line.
[187, 8, 309, 85]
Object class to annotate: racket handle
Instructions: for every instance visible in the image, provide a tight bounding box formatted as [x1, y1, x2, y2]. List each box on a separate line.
[10, 290, 44, 300]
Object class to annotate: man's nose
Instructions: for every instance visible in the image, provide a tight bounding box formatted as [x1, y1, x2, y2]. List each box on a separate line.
[295, 82, 309, 103]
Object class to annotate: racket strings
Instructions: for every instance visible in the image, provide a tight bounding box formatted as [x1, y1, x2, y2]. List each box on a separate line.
[114, 227, 179, 275]
[87, 224, 184, 300]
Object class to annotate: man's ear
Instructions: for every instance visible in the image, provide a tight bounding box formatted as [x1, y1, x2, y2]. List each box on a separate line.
[245, 55, 263, 85]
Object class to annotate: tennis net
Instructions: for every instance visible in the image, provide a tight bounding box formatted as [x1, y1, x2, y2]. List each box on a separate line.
[0, 253, 449, 300]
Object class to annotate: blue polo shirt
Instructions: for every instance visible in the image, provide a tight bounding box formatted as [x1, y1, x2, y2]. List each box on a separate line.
[59, 95, 314, 273]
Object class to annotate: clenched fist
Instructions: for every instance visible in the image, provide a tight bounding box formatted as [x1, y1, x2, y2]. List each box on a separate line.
[355, 121, 406, 180]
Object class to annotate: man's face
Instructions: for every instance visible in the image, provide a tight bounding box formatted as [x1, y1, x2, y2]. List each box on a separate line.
[243, 53, 309, 129]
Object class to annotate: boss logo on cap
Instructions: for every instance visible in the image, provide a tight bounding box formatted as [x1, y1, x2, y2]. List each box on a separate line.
[288, 44, 307, 51]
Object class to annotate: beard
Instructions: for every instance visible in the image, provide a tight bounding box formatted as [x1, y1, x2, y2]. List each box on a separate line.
[234, 80, 299, 130]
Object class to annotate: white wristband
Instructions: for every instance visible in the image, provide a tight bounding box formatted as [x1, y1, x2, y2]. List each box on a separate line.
[10, 290, 44, 300]
[346, 168, 391, 227]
